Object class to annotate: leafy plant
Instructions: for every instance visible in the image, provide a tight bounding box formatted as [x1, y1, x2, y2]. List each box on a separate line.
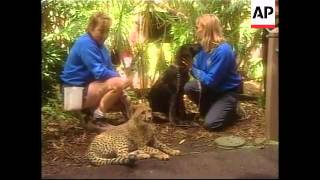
[41, 96, 74, 123]
[247, 57, 263, 81]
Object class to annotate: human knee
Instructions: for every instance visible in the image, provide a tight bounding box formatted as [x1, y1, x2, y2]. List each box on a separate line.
[109, 77, 127, 91]
[202, 111, 229, 131]
[97, 78, 122, 95]
[184, 81, 200, 94]
[203, 120, 225, 131]
[184, 83, 190, 93]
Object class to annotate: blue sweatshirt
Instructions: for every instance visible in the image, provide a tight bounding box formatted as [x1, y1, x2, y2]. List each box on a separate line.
[60, 33, 119, 86]
[191, 42, 241, 92]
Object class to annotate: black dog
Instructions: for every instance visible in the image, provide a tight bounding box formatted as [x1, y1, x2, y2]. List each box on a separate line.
[147, 43, 202, 125]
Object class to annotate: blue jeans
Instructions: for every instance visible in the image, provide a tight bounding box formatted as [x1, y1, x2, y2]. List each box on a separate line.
[184, 80, 239, 131]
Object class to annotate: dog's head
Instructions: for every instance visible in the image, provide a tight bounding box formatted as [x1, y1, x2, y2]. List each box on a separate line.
[175, 43, 202, 68]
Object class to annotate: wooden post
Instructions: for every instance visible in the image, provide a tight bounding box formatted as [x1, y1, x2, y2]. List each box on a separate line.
[261, 29, 269, 96]
[265, 28, 278, 141]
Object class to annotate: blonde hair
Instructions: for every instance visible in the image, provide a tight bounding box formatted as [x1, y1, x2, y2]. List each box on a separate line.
[86, 12, 112, 32]
[196, 14, 225, 52]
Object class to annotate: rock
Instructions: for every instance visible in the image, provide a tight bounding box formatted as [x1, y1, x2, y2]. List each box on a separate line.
[214, 136, 246, 149]
[217, 145, 236, 150]
[240, 145, 256, 149]
[254, 138, 267, 145]
[266, 140, 279, 145]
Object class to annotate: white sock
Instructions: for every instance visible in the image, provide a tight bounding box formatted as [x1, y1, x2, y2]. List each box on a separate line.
[93, 108, 105, 119]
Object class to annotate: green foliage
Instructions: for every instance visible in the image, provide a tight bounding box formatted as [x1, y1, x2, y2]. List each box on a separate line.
[42, 40, 67, 102]
[107, 0, 136, 51]
[168, 0, 199, 53]
[135, 43, 151, 89]
[148, 43, 172, 85]
[257, 94, 266, 108]
[247, 57, 263, 81]
[41, 95, 75, 124]
[238, 21, 263, 76]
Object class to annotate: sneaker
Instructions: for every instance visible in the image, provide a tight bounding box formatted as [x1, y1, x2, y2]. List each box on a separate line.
[93, 108, 108, 121]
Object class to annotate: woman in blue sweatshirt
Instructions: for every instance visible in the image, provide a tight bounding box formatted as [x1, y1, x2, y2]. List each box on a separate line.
[60, 12, 132, 131]
[184, 14, 242, 131]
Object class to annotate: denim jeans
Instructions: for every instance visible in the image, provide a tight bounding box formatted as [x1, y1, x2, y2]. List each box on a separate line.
[184, 80, 239, 130]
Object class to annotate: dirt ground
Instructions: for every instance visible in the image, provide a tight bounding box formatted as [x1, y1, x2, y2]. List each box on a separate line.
[44, 145, 278, 179]
[42, 81, 267, 177]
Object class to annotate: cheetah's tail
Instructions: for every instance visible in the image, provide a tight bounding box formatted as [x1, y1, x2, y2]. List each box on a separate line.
[87, 152, 137, 166]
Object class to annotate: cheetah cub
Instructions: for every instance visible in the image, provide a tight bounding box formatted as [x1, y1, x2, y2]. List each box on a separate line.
[87, 104, 181, 166]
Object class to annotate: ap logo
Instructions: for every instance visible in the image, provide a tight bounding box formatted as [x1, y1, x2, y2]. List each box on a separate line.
[251, 0, 275, 28]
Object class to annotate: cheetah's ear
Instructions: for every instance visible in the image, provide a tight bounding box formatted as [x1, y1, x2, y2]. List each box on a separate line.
[131, 104, 139, 111]
[130, 105, 147, 122]
[131, 103, 149, 112]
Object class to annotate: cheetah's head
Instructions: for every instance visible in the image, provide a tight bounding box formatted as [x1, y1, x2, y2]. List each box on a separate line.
[131, 104, 153, 125]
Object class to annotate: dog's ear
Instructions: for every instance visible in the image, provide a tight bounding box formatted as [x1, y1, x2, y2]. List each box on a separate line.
[190, 44, 202, 56]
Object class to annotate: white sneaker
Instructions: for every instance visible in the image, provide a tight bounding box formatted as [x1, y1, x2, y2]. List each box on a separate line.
[93, 108, 107, 121]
